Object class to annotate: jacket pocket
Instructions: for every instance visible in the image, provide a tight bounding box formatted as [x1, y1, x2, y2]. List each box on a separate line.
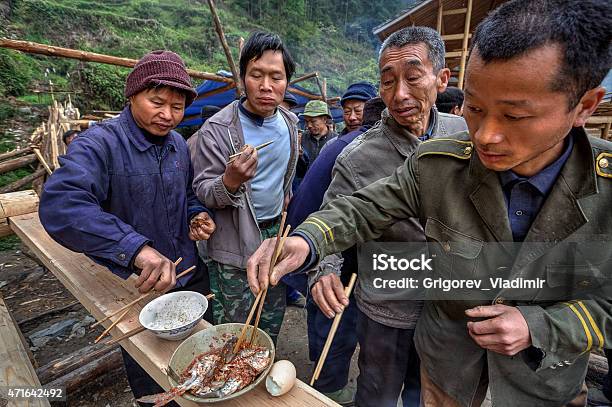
[424, 217, 483, 278]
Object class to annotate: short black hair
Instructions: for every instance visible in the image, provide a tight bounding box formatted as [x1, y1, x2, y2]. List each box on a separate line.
[62, 129, 79, 145]
[378, 26, 446, 73]
[471, 0, 612, 109]
[436, 87, 464, 114]
[239, 31, 296, 82]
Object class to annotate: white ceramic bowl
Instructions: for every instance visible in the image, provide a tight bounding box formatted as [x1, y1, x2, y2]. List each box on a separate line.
[139, 291, 208, 341]
[167, 323, 275, 403]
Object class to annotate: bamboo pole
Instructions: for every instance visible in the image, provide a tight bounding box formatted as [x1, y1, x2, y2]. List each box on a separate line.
[288, 86, 324, 101]
[436, 0, 444, 33]
[321, 78, 328, 103]
[32, 148, 53, 175]
[457, 0, 473, 90]
[206, 0, 244, 96]
[289, 72, 319, 85]
[0, 147, 33, 162]
[0, 38, 233, 83]
[0, 168, 46, 194]
[0, 155, 37, 175]
[194, 82, 236, 102]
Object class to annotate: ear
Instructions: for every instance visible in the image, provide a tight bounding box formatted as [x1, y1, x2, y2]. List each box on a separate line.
[572, 86, 605, 127]
[436, 68, 451, 93]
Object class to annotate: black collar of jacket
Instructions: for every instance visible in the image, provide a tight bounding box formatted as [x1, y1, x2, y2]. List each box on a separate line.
[121, 105, 177, 153]
[238, 96, 276, 127]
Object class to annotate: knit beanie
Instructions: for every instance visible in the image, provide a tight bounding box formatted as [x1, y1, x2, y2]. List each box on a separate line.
[125, 50, 197, 107]
[341, 81, 378, 106]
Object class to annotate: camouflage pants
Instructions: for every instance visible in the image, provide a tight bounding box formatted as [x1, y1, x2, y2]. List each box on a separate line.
[208, 224, 287, 344]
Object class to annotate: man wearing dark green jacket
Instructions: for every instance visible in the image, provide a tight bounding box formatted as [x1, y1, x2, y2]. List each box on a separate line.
[247, 0, 612, 406]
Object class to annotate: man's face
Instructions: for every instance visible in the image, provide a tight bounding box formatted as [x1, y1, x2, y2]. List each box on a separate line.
[342, 99, 366, 132]
[379, 43, 449, 135]
[243, 50, 287, 117]
[304, 116, 329, 138]
[130, 87, 186, 136]
[464, 46, 583, 177]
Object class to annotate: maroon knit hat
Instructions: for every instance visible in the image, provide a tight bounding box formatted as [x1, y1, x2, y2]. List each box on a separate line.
[125, 50, 197, 107]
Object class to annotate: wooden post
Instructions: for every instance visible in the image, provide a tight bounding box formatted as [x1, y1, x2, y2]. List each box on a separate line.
[436, 0, 444, 33]
[287, 86, 325, 101]
[603, 122, 611, 140]
[0, 168, 46, 194]
[0, 154, 37, 175]
[289, 71, 319, 86]
[457, 0, 473, 90]
[0, 38, 233, 83]
[206, 0, 244, 96]
[0, 146, 33, 162]
[238, 37, 245, 54]
[321, 78, 328, 104]
[0, 190, 39, 237]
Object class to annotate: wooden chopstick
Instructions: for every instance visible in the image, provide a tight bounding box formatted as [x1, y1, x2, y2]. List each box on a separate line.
[310, 273, 357, 385]
[94, 306, 130, 343]
[227, 140, 274, 164]
[91, 257, 186, 328]
[104, 325, 147, 346]
[249, 223, 291, 344]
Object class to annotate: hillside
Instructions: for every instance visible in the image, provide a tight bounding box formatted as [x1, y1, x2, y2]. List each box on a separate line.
[0, 0, 408, 111]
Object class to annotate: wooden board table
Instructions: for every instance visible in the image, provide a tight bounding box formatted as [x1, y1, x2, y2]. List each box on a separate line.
[10, 212, 338, 407]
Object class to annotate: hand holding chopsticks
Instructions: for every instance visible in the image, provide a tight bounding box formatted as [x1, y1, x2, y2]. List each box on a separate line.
[310, 273, 357, 386]
[234, 212, 289, 353]
[227, 140, 274, 164]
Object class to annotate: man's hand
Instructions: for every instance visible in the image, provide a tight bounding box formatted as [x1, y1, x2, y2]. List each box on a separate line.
[133, 246, 176, 294]
[246, 236, 310, 294]
[189, 212, 216, 241]
[465, 304, 531, 355]
[223, 145, 258, 193]
[312, 274, 349, 318]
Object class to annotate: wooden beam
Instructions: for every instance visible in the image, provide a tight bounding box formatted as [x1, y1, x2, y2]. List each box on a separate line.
[0, 293, 50, 407]
[289, 72, 319, 85]
[443, 7, 467, 16]
[206, 0, 244, 94]
[436, 1, 444, 33]
[288, 86, 324, 101]
[442, 33, 471, 41]
[587, 116, 612, 124]
[457, 0, 474, 90]
[0, 147, 33, 162]
[0, 168, 46, 194]
[0, 154, 37, 175]
[445, 51, 463, 58]
[603, 122, 611, 140]
[194, 82, 236, 102]
[0, 38, 233, 83]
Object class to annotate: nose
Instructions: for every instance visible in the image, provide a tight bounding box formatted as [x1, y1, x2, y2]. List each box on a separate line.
[473, 117, 504, 146]
[260, 76, 272, 91]
[394, 79, 412, 104]
[349, 111, 358, 121]
[158, 104, 171, 120]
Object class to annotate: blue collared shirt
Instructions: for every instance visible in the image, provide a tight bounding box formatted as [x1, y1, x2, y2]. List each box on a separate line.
[39, 106, 210, 283]
[499, 135, 574, 242]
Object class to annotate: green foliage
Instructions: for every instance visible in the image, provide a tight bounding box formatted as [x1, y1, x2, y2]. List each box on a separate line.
[4, 0, 408, 105]
[0, 104, 17, 122]
[0, 49, 35, 97]
[79, 64, 128, 110]
[0, 168, 33, 188]
[0, 235, 22, 251]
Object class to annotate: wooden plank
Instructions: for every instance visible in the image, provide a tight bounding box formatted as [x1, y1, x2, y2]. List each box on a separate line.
[0, 190, 39, 218]
[443, 7, 467, 16]
[442, 33, 471, 41]
[445, 51, 463, 58]
[587, 116, 612, 124]
[436, 1, 443, 33]
[0, 294, 50, 407]
[9, 213, 338, 407]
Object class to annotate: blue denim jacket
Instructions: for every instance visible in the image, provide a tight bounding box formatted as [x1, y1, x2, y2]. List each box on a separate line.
[39, 106, 210, 283]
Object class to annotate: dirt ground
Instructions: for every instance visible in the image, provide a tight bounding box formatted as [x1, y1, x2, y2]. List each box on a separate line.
[0, 241, 359, 406]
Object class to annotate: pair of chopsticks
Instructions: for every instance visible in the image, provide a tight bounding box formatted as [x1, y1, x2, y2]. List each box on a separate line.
[310, 273, 357, 386]
[234, 212, 291, 353]
[226, 140, 274, 164]
[92, 257, 196, 343]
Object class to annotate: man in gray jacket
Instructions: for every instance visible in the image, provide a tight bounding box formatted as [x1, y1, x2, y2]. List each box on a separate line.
[190, 31, 298, 343]
[310, 27, 467, 406]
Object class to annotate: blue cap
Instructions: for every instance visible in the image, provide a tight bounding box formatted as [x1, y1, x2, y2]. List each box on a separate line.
[341, 82, 378, 106]
[283, 91, 298, 107]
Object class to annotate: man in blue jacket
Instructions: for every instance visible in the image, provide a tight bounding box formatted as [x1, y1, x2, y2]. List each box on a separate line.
[39, 50, 215, 405]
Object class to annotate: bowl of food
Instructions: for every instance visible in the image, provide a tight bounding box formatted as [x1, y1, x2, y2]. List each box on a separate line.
[139, 323, 275, 405]
[139, 291, 208, 341]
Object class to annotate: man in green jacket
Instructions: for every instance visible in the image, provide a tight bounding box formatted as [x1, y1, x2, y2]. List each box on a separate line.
[247, 0, 612, 405]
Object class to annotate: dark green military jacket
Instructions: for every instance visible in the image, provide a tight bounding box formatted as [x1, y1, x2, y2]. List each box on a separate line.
[296, 127, 612, 406]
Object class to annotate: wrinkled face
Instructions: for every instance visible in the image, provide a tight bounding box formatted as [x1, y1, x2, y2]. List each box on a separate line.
[342, 99, 366, 132]
[243, 50, 287, 117]
[304, 116, 329, 137]
[130, 86, 186, 136]
[379, 43, 449, 135]
[464, 46, 584, 177]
